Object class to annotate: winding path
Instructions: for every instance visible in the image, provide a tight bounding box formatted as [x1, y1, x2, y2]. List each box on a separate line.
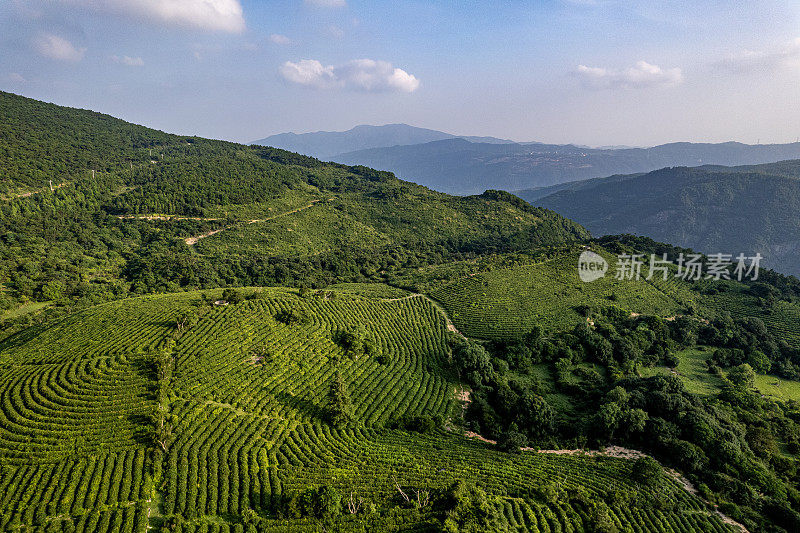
[2, 182, 67, 200]
[184, 198, 333, 245]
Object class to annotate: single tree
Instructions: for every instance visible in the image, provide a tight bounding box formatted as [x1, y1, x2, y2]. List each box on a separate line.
[328, 369, 353, 425]
[728, 363, 756, 388]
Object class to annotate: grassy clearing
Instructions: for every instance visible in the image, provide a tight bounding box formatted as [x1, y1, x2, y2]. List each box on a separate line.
[195, 199, 391, 255]
[640, 347, 724, 396]
[430, 250, 698, 340]
[2, 300, 51, 319]
[754, 374, 800, 402]
[209, 185, 322, 219]
[639, 346, 800, 402]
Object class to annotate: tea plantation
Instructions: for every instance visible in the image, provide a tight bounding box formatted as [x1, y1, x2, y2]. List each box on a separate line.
[0, 287, 734, 531]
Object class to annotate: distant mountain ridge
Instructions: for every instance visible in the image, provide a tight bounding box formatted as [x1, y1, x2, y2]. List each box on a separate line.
[333, 138, 800, 194]
[518, 160, 800, 277]
[251, 123, 515, 160]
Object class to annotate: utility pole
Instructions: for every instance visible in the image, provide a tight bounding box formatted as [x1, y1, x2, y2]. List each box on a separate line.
[49, 179, 53, 192]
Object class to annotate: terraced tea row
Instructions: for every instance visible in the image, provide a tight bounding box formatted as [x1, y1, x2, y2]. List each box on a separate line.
[172, 293, 453, 425]
[0, 288, 737, 531]
[0, 295, 192, 365]
[0, 354, 152, 461]
[162, 424, 733, 532]
[0, 449, 150, 532]
[703, 289, 800, 346]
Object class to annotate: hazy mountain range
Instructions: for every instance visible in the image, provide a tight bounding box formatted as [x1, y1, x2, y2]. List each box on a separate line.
[518, 160, 800, 277]
[252, 124, 515, 161]
[254, 124, 800, 195]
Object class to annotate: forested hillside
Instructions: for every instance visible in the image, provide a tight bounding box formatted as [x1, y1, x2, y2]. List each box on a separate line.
[522, 162, 800, 277]
[0, 91, 586, 335]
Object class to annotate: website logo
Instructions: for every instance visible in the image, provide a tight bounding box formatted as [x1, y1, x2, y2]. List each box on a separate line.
[578, 250, 609, 283]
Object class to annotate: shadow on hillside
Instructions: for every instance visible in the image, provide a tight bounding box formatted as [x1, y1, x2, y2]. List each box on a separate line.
[131, 353, 156, 377]
[275, 391, 325, 421]
[0, 319, 60, 355]
[128, 413, 155, 445]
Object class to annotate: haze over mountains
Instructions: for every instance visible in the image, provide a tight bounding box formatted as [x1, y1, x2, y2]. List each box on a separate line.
[253, 124, 800, 278]
[252, 124, 514, 161]
[519, 160, 800, 277]
[256, 125, 800, 195]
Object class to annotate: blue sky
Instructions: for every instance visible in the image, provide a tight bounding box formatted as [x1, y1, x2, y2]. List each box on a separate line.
[1, 0, 799, 146]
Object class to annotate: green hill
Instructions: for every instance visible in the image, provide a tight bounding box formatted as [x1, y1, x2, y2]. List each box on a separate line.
[519, 162, 800, 277]
[420, 240, 800, 347]
[0, 90, 586, 333]
[428, 249, 697, 340]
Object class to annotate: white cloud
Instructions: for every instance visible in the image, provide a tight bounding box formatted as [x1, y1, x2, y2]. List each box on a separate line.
[280, 58, 420, 93]
[269, 34, 291, 45]
[59, 0, 245, 33]
[305, 0, 346, 7]
[111, 55, 145, 66]
[280, 59, 336, 88]
[576, 60, 683, 89]
[716, 37, 800, 73]
[9, 73, 26, 83]
[35, 34, 86, 62]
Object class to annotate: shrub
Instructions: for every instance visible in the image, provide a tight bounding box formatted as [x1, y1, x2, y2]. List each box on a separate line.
[728, 364, 756, 388]
[275, 308, 307, 326]
[221, 288, 243, 304]
[632, 456, 662, 486]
